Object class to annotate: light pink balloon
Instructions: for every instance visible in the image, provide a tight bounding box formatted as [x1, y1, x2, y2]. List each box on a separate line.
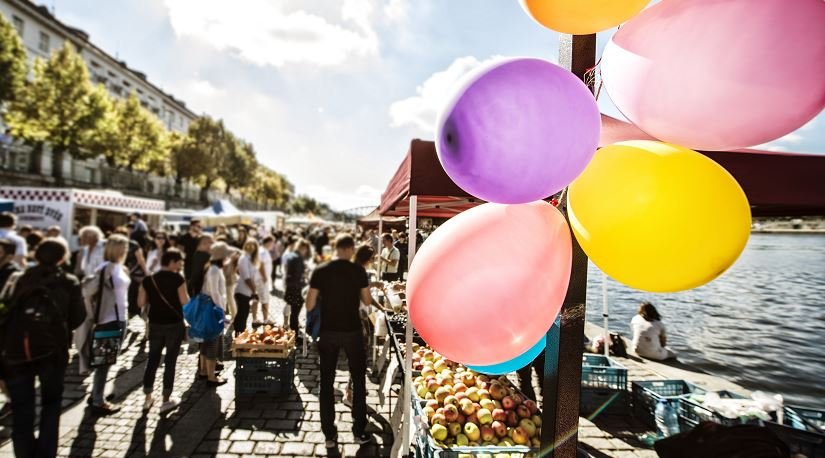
[601, 0, 825, 151]
[407, 201, 572, 366]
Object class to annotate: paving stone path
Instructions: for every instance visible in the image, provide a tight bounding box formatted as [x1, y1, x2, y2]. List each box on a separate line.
[0, 296, 396, 458]
[0, 297, 680, 457]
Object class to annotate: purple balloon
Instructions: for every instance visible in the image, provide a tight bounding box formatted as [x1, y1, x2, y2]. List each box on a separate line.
[436, 58, 600, 204]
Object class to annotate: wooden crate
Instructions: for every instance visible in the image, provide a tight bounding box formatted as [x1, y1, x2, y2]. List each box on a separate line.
[231, 332, 296, 358]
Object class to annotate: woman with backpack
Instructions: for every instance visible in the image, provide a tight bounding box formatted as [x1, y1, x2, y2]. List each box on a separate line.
[2, 239, 86, 457]
[88, 235, 131, 414]
[137, 248, 188, 413]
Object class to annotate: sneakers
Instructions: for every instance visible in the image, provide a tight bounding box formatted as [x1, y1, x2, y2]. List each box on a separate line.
[324, 434, 338, 448]
[143, 397, 154, 412]
[355, 433, 373, 445]
[159, 398, 180, 414]
[342, 389, 353, 407]
[92, 402, 121, 415]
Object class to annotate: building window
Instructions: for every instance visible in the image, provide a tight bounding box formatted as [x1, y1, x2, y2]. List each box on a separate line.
[38, 31, 50, 53]
[108, 71, 117, 78]
[12, 16, 24, 34]
[110, 84, 123, 96]
[90, 60, 100, 68]
[93, 74, 108, 85]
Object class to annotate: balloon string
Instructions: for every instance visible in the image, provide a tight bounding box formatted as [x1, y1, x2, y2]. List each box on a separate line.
[584, 57, 603, 101]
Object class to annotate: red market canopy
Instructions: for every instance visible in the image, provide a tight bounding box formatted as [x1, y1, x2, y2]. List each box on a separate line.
[379, 139, 483, 218]
[380, 116, 825, 218]
[601, 114, 825, 217]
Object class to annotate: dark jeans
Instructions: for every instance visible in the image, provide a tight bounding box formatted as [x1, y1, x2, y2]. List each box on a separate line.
[6, 358, 66, 458]
[284, 286, 303, 331]
[143, 323, 184, 397]
[234, 293, 251, 334]
[318, 330, 367, 440]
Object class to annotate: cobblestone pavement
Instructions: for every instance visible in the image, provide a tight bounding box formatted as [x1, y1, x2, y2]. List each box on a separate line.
[0, 294, 396, 458]
[0, 290, 665, 458]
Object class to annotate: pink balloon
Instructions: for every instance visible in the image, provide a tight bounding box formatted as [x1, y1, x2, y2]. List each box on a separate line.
[407, 201, 571, 366]
[601, 0, 825, 151]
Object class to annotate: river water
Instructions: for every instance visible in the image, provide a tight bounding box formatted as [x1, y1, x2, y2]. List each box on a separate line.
[584, 233, 825, 407]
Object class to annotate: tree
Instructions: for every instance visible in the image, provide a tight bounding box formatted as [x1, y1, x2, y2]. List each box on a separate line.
[224, 137, 257, 194]
[5, 42, 108, 180]
[186, 116, 230, 203]
[161, 131, 204, 194]
[0, 14, 27, 107]
[289, 194, 325, 215]
[104, 93, 166, 171]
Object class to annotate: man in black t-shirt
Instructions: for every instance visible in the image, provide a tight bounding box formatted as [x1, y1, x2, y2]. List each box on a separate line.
[137, 249, 188, 414]
[180, 219, 202, 284]
[306, 233, 374, 448]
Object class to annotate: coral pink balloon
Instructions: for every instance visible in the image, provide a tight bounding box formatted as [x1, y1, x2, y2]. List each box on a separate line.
[601, 0, 825, 151]
[407, 201, 571, 366]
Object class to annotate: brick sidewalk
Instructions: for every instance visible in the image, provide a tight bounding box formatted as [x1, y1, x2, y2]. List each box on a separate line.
[0, 299, 395, 458]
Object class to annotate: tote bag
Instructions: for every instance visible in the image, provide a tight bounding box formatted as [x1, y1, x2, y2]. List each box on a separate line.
[89, 267, 125, 368]
[183, 294, 225, 342]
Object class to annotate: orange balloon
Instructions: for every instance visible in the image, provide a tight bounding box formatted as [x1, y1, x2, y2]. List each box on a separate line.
[520, 0, 650, 35]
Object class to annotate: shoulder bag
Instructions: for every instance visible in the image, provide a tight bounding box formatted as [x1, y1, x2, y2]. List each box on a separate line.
[88, 266, 125, 368]
[149, 274, 189, 341]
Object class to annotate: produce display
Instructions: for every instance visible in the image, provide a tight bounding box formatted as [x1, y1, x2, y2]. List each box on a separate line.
[410, 345, 542, 451]
[232, 325, 296, 358]
[235, 325, 294, 345]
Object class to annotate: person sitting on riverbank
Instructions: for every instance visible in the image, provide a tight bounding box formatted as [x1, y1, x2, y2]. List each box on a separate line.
[631, 302, 677, 361]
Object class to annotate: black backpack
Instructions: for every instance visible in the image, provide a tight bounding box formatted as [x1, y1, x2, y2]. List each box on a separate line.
[0, 274, 67, 366]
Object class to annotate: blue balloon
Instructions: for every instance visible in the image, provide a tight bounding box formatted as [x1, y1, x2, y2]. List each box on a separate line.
[467, 334, 547, 375]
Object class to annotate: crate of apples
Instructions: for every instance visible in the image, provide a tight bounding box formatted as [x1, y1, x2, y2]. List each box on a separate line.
[232, 325, 296, 358]
[411, 349, 542, 453]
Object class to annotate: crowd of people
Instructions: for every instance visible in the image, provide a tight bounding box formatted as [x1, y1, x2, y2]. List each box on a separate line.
[0, 210, 419, 456]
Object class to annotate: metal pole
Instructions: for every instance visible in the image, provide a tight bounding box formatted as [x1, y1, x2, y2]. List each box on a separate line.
[401, 195, 418, 457]
[378, 218, 384, 276]
[539, 32, 596, 458]
[602, 272, 610, 358]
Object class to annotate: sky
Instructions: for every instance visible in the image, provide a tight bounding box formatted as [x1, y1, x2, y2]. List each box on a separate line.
[49, 0, 825, 211]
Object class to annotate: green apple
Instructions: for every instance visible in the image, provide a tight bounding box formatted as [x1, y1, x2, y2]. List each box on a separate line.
[464, 422, 481, 442]
[431, 424, 448, 442]
[456, 433, 469, 447]
[477, 408, 493, 425]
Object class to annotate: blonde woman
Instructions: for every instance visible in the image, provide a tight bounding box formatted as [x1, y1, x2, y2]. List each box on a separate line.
[233, 240, 260, 335]
[89, 234, 130, 414]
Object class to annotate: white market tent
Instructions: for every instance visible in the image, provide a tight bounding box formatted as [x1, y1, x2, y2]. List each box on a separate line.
[192, 199, 252, 226]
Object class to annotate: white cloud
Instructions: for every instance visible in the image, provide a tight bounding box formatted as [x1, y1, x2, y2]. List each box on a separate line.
[384, 0, 409, 22]
[775, 133, 804, 144]
[299, 184, 382, 211]
[163, 0, 380, 67]
[389, 55, 502, 133]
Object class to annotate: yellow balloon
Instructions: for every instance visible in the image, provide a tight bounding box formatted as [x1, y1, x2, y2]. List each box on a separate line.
[568, 141, 751, 293]
[520, 0, 650, 35]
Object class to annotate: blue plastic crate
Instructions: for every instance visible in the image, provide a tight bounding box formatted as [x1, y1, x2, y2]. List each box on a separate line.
[632, 380, 706, 428]
[764, 407, 825, 458]
[581, 354, 627, 391]
[234, 352, 295, 397]
[677, 390, 754, 431]
[580, 353, 628, 416]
